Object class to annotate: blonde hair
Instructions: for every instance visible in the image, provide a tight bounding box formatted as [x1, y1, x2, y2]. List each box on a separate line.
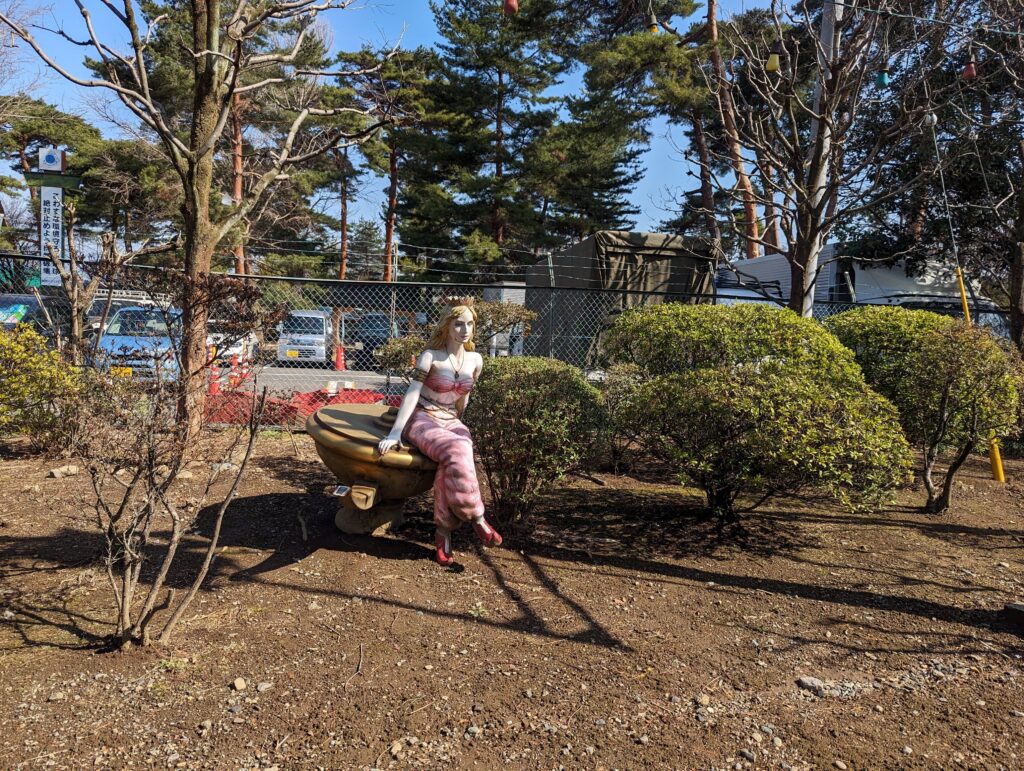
[427, 304, 477, 352]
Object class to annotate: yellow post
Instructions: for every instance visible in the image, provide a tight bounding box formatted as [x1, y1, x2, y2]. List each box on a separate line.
[955, 265, 971, 324]
[990, 435, 1006, 483]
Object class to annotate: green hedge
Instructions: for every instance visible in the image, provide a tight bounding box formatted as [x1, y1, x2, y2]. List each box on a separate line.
[827, 307, 1024, 513]
[465, 356, 601, 532]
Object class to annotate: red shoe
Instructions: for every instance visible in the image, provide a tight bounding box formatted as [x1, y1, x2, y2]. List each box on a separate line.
[472, 518, 503, 547]
[434, 531, 454, 566]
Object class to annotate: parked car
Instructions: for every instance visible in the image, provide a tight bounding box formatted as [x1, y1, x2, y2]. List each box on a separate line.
[86, 291, 160, 331]
[94, 306, 181, 381]
[349, 311, 401, 370]
[276, 310, 336, 366]
[208, 319, 258, 364]
[0, 293, 45, 332]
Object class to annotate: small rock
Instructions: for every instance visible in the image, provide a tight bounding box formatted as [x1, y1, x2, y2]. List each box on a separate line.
[696, 693, 711, 707]
[472, 703, 484, 713]
[256, 682, 272, 693]
[47, 691, 66, 702]
[524, 689, 533, 699]
[2, 609, 14, 620]
[389, 739, 404, 757]
[669, 695, 681, 704]
[1011, 710, 1024, 718]
[751, 731, 763, 744]
[740, 749, 756, 762]
[796, 676, 826, 696]
[594, 719, 606, 726]
[834, 762, 847, 770]
[228, 704, 242, 714]
[585, 746, 596, 755]
[198, 720, 212, 734]
[465, 725, 482, 738]
[211, 462, 236, 472]
[997, 561, 1010, 568]
[976, 699, 986, 707]
[902, 746, 913, 755]
[47, 464, 79, 479]
[176, 470, 194, 480]
[773, 737, 783, 748]
[637, 735, 650, 745]
[232, 677, 247, 692]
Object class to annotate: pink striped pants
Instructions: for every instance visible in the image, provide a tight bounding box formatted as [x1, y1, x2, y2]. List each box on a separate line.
[403, 407, 485, 530]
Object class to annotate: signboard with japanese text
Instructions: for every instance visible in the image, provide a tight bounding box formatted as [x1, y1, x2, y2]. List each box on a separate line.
[38, 148, 65, 287]
[39, 185, 64, 286]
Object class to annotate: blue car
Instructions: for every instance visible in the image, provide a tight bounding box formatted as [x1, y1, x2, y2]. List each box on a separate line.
[95, 306, 182, 381]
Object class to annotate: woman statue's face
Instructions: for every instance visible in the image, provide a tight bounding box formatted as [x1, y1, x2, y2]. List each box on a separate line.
[449, 309, 474, 345]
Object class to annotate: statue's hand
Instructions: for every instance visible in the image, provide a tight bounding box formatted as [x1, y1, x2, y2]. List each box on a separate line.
[378, 433, 403, 455]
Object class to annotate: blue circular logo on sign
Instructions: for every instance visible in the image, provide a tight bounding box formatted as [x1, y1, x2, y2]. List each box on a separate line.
[44, 152, 57, 165]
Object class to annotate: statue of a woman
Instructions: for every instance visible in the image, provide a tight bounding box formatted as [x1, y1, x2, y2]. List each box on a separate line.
[377, 299, 503, 565]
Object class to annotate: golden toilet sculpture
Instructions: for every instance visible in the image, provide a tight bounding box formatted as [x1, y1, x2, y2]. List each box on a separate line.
[306, 403, 438, 534]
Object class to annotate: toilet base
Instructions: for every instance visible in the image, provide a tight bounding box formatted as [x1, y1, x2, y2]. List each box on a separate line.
[335, 498, 406, 535]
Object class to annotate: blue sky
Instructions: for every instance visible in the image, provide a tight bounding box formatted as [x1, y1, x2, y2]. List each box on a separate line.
[23, 0, 760, 233]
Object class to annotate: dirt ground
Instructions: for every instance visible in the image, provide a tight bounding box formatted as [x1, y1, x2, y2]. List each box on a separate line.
[1, 437, 1023, 771]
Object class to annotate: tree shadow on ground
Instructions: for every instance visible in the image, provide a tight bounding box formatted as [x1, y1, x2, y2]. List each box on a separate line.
[4, 451, 1023, 653]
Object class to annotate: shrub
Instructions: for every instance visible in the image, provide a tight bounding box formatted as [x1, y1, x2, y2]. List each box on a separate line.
[827, 307, 1024, 513]
[617, 363, 911, 521]
[603, 303, 912, 521]
[603, 302, 863, 386]
[596, 363, 645, 473]
[465, 356, 601, 532]
[374, 335, 426, 385]
[0, 326, 80, 451]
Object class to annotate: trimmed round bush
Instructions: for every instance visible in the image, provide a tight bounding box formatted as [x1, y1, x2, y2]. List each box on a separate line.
[465, 356, 601, 531]
[827, 307, 1024, 513]
[617, 363, 912, 520]
[603, 302, 863, 386]
[604, 303, 913, 520]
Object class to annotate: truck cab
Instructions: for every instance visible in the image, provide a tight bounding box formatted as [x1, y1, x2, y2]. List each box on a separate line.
[276, 310, 334, 365]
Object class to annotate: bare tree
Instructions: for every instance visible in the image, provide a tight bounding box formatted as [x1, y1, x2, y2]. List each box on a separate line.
[0, 1, 393, 436]
[75, 366, 267, 647]
[698, 1, 970, 316]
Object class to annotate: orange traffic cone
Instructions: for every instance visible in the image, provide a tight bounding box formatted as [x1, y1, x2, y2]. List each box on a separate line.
[207, 345, 221, 396]
[334, 344, 346, 372]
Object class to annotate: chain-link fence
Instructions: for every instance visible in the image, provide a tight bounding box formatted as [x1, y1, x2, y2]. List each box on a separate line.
[1, 254, 1011, 428]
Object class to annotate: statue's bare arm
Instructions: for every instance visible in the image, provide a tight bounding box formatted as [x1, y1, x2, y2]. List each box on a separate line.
[378, 350, 433, 455]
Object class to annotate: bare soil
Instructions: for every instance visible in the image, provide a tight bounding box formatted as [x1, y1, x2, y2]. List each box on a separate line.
[1, 439, 1023, 770]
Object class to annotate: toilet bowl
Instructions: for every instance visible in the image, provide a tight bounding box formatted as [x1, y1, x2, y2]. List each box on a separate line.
[306, 403, 437, 533]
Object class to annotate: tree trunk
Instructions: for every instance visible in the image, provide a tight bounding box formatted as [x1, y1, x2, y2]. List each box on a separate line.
[19, 145, 37, 203]
[691, 112, 723, 262]
[177, 0, 224, 440]
[755, 148, 782, 253]
[493, 70, 506, 246]
[788, 206, 825, 317]
[331, 152, 350, 348]
[383, 135, 398, 283]
[926, 440, 976, 514]
[1011, 141, 1024, 351]
[231, 92, 245, 275]
[707, 0, 759, 260]
[339, 148, 349, 282]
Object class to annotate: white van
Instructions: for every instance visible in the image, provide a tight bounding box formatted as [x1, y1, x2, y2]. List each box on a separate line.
[277, 310, 334, 364]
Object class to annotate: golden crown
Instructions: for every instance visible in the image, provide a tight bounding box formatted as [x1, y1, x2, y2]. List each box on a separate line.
[436, 294, 476, 308]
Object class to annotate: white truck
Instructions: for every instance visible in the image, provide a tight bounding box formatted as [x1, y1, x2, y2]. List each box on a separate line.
[277, 310, 334, 365]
